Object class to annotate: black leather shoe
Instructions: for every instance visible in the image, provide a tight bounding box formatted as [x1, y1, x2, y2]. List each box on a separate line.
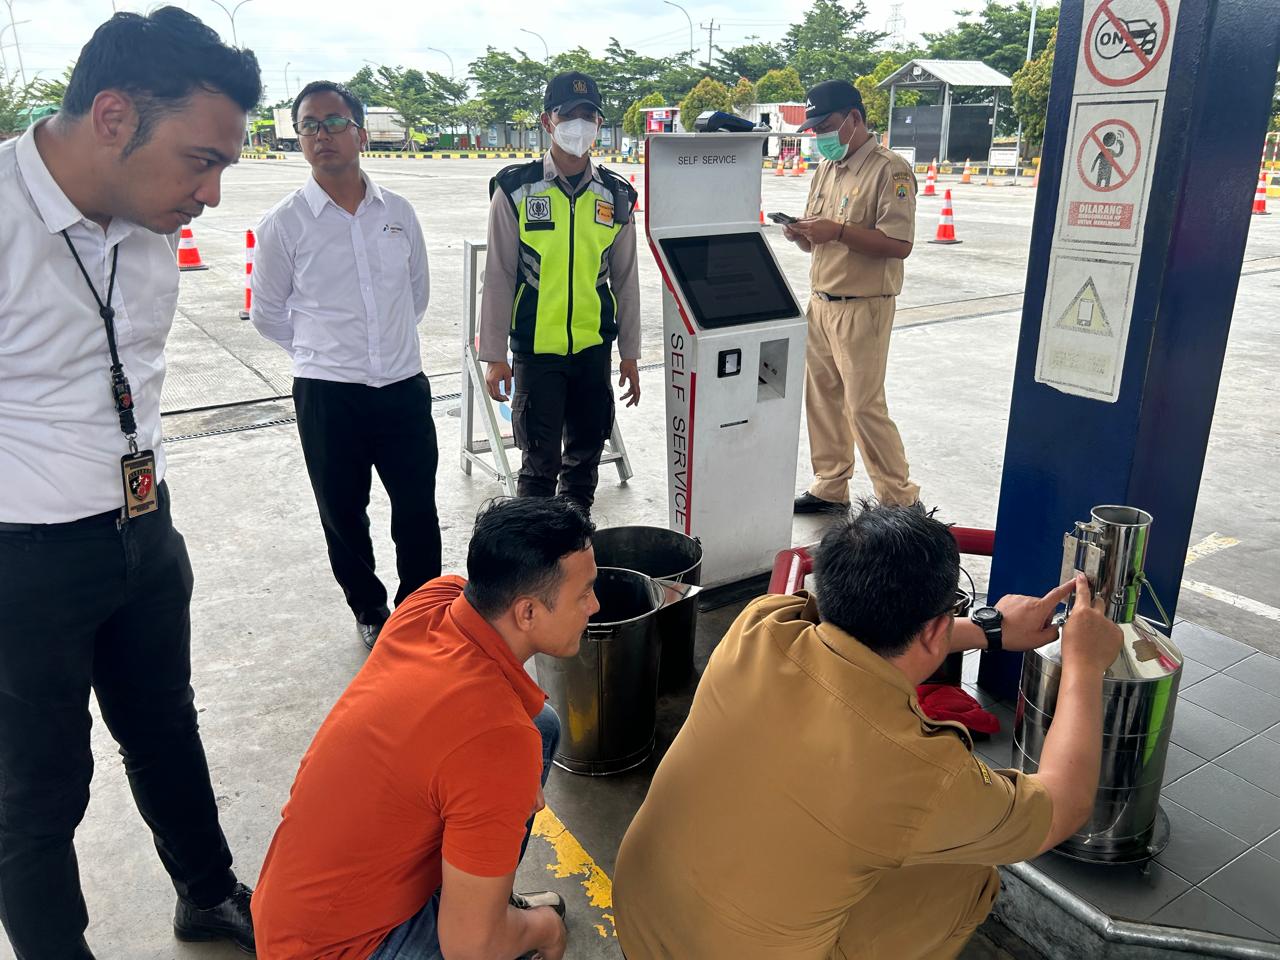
[357, 620, 384, 650]
[510, 890, 566, 920]
[174, 882, 255, 954]
[793, 492, 849, 515]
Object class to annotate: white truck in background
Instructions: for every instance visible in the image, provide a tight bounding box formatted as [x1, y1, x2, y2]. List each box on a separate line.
[268, 105, 422, 152]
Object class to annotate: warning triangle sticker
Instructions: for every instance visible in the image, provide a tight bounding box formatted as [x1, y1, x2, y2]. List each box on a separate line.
[1055, 277, 1114, 337]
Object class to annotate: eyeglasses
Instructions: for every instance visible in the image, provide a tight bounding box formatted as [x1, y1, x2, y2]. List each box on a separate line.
[297, 117, 361, 137]
[936, 591, 971, 619]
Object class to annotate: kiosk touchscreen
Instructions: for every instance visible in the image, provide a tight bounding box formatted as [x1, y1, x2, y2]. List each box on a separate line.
[646, 132, 807, 586]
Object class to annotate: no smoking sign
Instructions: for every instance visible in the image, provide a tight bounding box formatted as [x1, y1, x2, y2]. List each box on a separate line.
[1077, 0, 1179, 93]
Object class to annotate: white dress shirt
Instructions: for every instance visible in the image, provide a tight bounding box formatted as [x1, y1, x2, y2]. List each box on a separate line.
[250, 172, 429, 387]
[0, 124, 176, 523]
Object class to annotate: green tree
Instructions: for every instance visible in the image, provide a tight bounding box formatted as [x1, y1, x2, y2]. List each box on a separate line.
[755, 66, 805, 104]
[1012, 25, 1056, 147]
[730, 76, 757, 113]
[469, 47, 546, 122]
[782, 0, 886, 86]
[715, 39, 787, 83]
[924, 2, 1059, 82]
[455, 99, 492, 146]
[855, 53, 921, 132]
[346, 66, 386, 107]
[511, 107, 538, 148]
[372, 66, 435, 150]
[30, 64, 74, 108]
[0, 71, 32, 133]
[624, 91, 664, 139]
[676, 76, 731, 131]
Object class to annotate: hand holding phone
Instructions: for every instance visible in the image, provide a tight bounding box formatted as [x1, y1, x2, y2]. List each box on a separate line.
[767, 212, 797, 225]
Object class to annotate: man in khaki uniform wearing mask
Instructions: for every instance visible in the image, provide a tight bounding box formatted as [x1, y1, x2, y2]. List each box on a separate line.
[785, 80, 920, 514]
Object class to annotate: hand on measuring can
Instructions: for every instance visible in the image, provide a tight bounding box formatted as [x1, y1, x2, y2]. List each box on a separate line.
[1061, 573, 1123, 675]
[485, 361, 513, 402]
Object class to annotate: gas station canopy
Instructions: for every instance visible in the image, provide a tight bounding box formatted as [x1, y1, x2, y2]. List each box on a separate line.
[876, 59, 1013, 92]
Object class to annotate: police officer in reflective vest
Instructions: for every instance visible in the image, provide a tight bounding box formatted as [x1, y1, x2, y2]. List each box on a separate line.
[480, 72, 641, 511]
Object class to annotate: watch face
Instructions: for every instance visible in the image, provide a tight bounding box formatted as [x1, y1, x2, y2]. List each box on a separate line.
[975, 606, 1000, 625]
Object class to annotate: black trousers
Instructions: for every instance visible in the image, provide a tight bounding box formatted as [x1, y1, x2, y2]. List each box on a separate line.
[293, 373, 442, 624]
[0, 484, 236, 960]
[512, 344, 615, 507]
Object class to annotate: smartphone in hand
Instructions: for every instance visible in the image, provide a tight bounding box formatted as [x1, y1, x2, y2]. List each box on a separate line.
[767, 212, 798, 225]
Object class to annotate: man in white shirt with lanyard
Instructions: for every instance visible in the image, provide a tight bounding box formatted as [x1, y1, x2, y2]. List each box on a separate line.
[0, 8, 260, 958]
[251, 81, 439, 650]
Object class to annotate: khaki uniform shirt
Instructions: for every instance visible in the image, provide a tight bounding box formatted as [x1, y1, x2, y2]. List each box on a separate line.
[614, 592, 1052, 960]
[806, 137, 917, 298]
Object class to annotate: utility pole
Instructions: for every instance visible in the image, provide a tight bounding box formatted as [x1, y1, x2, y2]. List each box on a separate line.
[698, 19, 719, 72]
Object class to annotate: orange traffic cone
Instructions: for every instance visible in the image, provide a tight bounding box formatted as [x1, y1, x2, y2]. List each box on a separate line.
[774, 156, 785, 176]
[789, 155, 802, 176]
[1032, 163, 1040, 189]
[923, 159, 938, 197]
[960, 159, 972, 184]
[759, 209, 765, 225]
[176, 226, 208, 271]
[630, 173, 643, 213]
[239, 229, 255, 319]
[1253, 173, 1270, 215]
[927, 189, 962, 244]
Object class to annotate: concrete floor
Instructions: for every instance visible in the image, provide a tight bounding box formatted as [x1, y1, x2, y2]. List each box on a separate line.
[8, 156, 1277, 959]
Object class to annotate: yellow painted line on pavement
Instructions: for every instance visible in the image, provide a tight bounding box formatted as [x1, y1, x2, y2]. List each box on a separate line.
[532, 805, 617, 939]
[1184, 532, 1240, 566]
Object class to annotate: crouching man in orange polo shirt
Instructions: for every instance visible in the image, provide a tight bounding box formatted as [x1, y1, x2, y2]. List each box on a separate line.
[252, 497, 599, 960]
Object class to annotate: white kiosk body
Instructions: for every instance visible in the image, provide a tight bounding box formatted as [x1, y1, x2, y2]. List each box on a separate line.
[646, 132, 807, 586]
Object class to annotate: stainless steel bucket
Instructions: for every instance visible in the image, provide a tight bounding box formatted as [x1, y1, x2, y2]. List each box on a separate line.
[1014, 505, 1183, 863]
[536, 567, 701, 776]
[590, 526, 702, 692]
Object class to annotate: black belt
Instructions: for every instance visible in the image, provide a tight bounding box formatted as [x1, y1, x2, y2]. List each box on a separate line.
[0, 481, 168, 533]
[813, 291, 885, 302]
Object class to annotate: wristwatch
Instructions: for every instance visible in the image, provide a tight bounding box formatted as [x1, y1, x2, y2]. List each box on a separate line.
[971, 606, 1004, 653]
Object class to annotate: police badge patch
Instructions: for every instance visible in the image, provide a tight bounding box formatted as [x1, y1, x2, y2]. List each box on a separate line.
[595, 200, 614, 227]
[526, 196, 552, 222]
[896, 183, 909, 200]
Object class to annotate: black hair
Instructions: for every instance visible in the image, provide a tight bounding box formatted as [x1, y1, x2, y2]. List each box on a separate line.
[62, 7, 262, 155]
[464, 497, 595, 619]
[292, 81, 365, 127]
[812, 500, 959, 658]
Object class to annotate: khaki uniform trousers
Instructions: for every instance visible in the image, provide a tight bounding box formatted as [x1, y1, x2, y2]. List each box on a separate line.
[832, 863, 1000, 960]
[805, 294, 919, 506]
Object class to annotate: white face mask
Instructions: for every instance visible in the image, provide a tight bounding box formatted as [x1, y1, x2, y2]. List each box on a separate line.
[552, 117, 598, 157]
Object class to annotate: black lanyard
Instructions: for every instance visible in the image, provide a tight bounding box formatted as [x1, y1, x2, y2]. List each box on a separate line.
[60, 231, 139, 454]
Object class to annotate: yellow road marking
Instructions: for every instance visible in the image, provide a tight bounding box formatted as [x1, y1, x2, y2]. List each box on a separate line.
[1184, 532, 1240, 566]
[532, 806, 617, 938]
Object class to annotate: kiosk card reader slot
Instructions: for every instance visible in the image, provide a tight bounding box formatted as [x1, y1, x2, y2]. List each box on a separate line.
[647, 132, 808, 585]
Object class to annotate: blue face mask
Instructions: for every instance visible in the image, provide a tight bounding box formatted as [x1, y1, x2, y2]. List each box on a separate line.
[815, 114, 851, 162]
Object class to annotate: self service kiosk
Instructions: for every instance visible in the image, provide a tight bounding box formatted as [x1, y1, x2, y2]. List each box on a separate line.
[646, 132, 807, 586]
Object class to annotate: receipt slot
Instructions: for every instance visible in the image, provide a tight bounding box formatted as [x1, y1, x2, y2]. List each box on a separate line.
[646, 132, 807, 585]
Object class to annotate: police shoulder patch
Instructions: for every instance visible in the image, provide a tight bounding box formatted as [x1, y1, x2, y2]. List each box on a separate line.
[892, 171, 913, 183]
[895, 182, 909, 200]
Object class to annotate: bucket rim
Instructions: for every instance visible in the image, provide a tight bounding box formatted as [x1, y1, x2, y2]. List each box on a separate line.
[585, 566, 665, 635]
[1090, 504, 1154, 527]
[590, 525, 703, 581]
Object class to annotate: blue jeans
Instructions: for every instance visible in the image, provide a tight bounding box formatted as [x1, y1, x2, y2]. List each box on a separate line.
[368, 704, 561, 960]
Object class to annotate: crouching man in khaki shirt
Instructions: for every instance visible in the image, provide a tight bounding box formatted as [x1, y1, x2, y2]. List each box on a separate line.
[614, 501, 1122, 960]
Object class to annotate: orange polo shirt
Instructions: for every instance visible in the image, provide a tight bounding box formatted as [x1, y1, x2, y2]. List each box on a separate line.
[252, 576, 547, 960]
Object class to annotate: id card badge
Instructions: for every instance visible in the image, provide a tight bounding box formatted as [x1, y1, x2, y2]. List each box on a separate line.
[120, 449, 159, 519]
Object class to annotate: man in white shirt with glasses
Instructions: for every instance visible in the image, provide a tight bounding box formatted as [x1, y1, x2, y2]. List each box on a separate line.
[252, 81, 440, 650]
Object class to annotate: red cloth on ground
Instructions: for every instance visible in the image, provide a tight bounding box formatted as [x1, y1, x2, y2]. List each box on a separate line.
[915, 683, 1002, 735]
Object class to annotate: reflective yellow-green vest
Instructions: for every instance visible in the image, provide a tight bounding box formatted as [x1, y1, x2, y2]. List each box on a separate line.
[491, 160, 636, 356]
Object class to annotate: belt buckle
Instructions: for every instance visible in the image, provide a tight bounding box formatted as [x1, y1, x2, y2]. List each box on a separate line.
[815, 291, 831, 302]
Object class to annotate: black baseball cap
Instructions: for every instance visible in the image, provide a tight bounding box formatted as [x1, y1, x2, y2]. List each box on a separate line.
[544, 72, 603, 115]
[798, 79, 865, 131]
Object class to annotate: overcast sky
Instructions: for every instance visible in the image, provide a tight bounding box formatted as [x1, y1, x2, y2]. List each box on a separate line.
[9, 0, 974, 103]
